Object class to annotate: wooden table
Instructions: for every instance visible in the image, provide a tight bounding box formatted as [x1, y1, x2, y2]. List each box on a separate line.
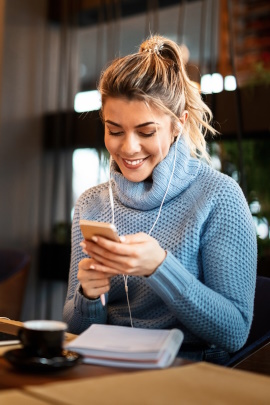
[1, 319, 270, 404]
[0, 319, 189, 390]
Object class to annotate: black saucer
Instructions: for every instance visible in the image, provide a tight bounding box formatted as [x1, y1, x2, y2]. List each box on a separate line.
[4, 348, 83, 371]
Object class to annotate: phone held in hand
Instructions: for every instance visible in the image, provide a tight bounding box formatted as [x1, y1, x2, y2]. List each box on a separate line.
[79, 220, 120, 242]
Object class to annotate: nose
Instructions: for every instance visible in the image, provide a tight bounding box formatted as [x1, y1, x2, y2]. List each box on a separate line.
[120, 133, 141, 155]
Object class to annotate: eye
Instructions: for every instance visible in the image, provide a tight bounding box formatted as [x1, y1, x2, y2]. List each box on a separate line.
[108, 129, 123, 136]
[139, 131, 156, 137]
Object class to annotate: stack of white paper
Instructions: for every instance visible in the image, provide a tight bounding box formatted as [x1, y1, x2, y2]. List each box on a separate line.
[66, 324, 184, 369]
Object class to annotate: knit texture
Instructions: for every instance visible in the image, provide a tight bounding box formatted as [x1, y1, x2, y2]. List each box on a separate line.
[63, 137, 257, 353]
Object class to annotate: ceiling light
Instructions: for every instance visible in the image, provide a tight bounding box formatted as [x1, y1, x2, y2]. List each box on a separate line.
[224, 75, 237, 91]
[74, 90, 101, 112]
[212, 73, 223, 93]
[200, 74, 212, 94]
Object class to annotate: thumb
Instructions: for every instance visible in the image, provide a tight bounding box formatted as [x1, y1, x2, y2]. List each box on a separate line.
[121, 232, 150, 244]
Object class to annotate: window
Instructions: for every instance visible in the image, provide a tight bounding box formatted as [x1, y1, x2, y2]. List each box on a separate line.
[72, 148, 109, 217]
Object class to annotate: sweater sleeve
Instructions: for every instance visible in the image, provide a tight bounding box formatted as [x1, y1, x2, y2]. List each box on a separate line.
[146, 177, 257, 353]
[63, 202, 107, 334]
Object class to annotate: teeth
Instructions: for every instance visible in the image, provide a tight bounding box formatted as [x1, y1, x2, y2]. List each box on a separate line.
[124, 159, 144, 166]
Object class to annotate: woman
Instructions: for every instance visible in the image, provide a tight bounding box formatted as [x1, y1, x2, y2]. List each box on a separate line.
[63, 35, 257, 364]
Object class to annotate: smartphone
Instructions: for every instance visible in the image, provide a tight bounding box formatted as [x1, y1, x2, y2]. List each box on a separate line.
[79, 220, 120, 242]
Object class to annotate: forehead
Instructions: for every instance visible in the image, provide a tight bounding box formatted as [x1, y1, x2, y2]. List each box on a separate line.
[103, 97, 171, 125]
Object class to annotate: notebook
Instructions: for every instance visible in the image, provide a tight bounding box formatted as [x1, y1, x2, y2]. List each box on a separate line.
[66, 324, 184, 369]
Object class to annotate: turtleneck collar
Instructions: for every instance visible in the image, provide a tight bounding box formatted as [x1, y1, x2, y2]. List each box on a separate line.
[110, 137, 200, 210]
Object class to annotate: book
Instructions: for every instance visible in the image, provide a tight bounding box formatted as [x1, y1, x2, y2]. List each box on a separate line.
[65, 324, 184, 369]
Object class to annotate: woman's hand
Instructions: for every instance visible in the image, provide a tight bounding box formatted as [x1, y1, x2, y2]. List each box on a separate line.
[80, 232, 166, 277]
[77, 257, 114, 299]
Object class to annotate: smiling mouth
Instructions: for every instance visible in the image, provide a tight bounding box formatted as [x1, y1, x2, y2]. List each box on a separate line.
[122, 157, 147, 168]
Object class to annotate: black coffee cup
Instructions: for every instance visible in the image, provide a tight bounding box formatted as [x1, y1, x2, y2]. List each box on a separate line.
[18, 320, 67, 358]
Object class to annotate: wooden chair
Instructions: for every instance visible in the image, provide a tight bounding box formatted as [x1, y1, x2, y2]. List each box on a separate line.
[0, 249, 31, 320]
[225, 276, 270, 367]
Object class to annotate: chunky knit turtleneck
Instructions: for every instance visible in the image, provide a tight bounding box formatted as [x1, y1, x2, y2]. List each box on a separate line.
[111, 137, 200, 210]
[63, 137, 257, 353]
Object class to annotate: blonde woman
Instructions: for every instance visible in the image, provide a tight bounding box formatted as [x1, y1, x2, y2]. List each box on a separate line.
[64, 36, 257, 364]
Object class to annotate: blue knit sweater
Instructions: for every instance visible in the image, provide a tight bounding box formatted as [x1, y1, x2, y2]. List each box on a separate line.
[63, 137, 257, 353]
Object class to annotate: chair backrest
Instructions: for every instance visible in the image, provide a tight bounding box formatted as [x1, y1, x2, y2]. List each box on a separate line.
[0, 249, 31, 320]
[226, 275, 270, 367]
[245, 275, 270, 347]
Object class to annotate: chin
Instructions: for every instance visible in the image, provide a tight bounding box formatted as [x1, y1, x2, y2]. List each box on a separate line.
[117, 162, 153, 182]
[122, 171, 150, 183]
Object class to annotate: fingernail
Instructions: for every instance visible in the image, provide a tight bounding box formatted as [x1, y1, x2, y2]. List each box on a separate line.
[89, 265, 95, 269]
[82, 249, 88, 255]
[119, 236, 126, 242]
[91, 236, 98, 242]
[80, 242, 86, 249]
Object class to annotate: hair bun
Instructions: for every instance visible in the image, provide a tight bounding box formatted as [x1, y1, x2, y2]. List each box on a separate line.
[140, 36, 164, 55]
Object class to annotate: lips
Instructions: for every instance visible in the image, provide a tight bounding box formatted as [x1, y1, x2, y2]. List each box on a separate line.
[122, 157, 147, 169]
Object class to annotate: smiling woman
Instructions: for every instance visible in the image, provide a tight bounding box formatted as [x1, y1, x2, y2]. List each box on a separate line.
[103, 98, 179, 183]
[63, 35, 257, 366]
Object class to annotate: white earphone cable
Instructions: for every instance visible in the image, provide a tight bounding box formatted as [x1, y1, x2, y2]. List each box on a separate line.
[109, 127, 182, 327]
[109, 156, 115, 225]
[148, 130, 181, 236]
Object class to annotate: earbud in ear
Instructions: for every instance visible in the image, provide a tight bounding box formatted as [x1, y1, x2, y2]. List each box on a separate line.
[176, 122, 183, 140]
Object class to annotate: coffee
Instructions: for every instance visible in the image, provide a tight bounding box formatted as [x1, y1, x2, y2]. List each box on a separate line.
[18, 320, 67, 358]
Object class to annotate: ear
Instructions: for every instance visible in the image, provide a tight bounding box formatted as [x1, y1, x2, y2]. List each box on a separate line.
[172, 111, 188, 141]
[179, 110, 188, 127]
[171, 111, 189, 143]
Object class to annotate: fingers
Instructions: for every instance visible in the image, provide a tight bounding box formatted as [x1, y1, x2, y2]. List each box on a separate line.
[79, 232, 166, 277]
[80, 279, 110, 300]
[79, 257, 116, 276]
[79, 239, 130, 273]
[82, 241, 138, 274]
[80, 232, 149, 256]
[80, 233, 147, 262]
[121, 232, 149, 244]
[78, 258, 114, 300]
[79, 257, 92, 269]
[89, 254, 134, 274]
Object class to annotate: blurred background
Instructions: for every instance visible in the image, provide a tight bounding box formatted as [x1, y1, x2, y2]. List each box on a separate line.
[0, 0, 269, 321]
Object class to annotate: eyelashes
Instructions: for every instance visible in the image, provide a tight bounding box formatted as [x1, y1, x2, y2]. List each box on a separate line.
[108, 130, 156, 138]
[108, 130, 122, 136]
[141, 131, 156, 137]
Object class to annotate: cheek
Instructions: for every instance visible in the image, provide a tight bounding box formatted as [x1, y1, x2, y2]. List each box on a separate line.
[151, 138, 171, 160]
[104, 137, 110, 151]
[104, 135, 114, 154]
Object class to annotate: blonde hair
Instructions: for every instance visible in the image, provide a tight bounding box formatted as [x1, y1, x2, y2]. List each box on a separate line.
[98, 35, 216, 161]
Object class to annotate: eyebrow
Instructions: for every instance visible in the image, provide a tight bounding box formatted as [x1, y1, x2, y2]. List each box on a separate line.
[105, 120, 159, 128]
